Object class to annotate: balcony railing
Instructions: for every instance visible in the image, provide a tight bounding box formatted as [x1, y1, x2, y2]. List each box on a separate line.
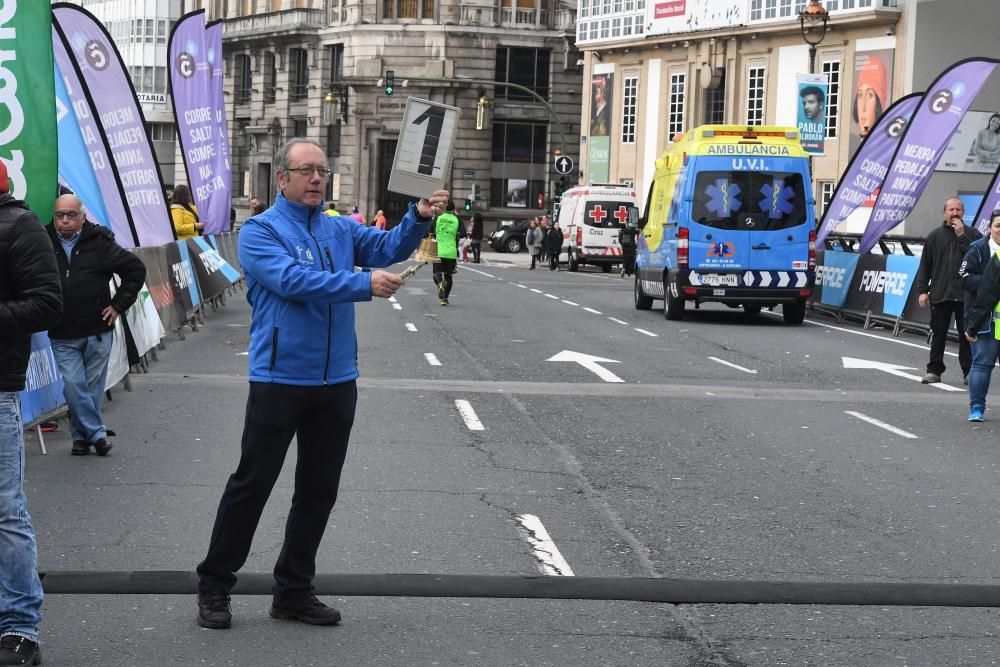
[223, 9, 325, 39]
[500, 7, 549, 26]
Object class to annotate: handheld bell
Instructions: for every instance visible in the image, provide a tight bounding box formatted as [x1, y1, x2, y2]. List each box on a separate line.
[412, 238, 440, 263]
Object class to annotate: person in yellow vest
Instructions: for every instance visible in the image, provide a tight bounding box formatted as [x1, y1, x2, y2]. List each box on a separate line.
[962, 210, 1000, 422]
[323, 201, 340, 218]
[170, 184, 203, 240]
[432, 200, 460, 305]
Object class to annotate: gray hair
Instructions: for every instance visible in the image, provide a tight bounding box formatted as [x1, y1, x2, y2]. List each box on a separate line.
[274, 138, 324, 174]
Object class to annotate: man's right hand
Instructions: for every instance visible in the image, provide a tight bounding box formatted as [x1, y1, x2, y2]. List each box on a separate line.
[966, 331, 978, 342]
[370, 269, 403, 298]
[918, 293, 929, 308]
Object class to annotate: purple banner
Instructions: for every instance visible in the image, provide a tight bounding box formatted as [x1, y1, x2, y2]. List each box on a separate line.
[816, 94, 921, 245]
[973, 164, 1000, 234]
[861, 59, 999, 253]
[52, 31, 134, 246]
[207, 20, 232, 233]
[169, 12, 232, 235]
[53, 3, 175, 247]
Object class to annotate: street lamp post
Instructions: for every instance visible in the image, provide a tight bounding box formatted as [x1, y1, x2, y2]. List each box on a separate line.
[321, 83, 349, 126]
[799, 0, 831, 75]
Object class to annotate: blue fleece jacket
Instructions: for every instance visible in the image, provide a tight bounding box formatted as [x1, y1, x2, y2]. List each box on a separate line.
[238, 194, 430, 385]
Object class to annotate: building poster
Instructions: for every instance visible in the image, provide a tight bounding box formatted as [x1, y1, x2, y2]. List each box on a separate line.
[588, 67, 614, 183]
[648, 0, 744, 36]
[849, 49, 895, 158]
[796, 73, 828, 156]
[938, 110, 1000, 173]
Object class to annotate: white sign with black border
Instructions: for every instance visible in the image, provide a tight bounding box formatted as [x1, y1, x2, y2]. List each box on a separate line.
[388, 97, 461, 198]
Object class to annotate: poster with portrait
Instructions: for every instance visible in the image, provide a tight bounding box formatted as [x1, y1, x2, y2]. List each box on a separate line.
[937, 110, 1000, 173]
[506, 179, 527, 208]
[588, 68, 614, 184]
[849, 49, 894, 157]
[796, 73, 828, 156]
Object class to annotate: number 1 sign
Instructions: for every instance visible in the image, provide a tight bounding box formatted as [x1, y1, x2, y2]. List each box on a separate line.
[388, 97, 461, 199]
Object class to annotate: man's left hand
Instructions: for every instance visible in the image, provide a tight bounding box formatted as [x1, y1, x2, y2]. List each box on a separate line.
[417, 190, 450, 219]
[102, 305, 119, 325]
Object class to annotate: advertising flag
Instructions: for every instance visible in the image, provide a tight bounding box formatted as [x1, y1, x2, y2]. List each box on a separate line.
[816, 93, 921, 244]
[796, 73, 828, 156]
[861, 59, 999, 253]
[169, 12, 232, 235]
[1, 3, 57, 225]
[206, 20, 232, 233]
[53, 3, 175, 247]
[972, 163, 1000, 234]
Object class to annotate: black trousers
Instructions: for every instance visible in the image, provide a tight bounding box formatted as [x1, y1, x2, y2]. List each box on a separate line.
[622, 251, 636, 276]
[928, 300, 972, 376]
[197, 381, 357, 595]
[470, 241, 481, 263]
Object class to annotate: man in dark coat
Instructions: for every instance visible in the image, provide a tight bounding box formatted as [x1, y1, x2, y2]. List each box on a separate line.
[469, 213, 484, 263]
[545, 222, 564, 271]
[45, 194, 146, 456]
[0, 161, 62, 666]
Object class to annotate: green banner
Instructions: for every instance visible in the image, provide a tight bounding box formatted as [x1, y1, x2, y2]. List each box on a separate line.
[0, 3, 56, 224]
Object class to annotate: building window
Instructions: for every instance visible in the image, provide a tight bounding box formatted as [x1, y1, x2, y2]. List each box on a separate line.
[263, 53, 276, 103]
[704, 70, 726, 125]
[822, 59, 840, 139]
[291, 118, 308, 139]
[622, 76, 637, 144]
[819, 180, 836, 216]
[326, 123, 341, 158]
[235, 55, 252, 104]
[149, 123, 176, 142]
[580, 0, 589, 18]
[764, 0, 777, 19]
[599, 19, 610, 39]
[495, 47, 551, 101]
[489, 178, 545, 209]
[746, 66, 765, 125]
[779, 0, 792, 17]
[384, 0, 434, 19]
[668, 72, 686, 138]
[327, 44, 344, 83]
[289, 48, 309, 101]
[611, 17, 621, 37]
[156, 19, 167, 44]
[491, 122, 548, 164]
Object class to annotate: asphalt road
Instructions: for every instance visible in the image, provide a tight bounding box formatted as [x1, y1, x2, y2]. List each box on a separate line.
[23, 249, 1000, 666]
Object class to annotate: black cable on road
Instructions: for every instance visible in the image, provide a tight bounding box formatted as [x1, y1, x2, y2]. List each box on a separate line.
[37, 571, 1000, 607]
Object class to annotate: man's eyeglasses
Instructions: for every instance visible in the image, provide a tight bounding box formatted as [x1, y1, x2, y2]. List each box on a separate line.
[286, 166, 331, 178]
[54, 211, 81, 220]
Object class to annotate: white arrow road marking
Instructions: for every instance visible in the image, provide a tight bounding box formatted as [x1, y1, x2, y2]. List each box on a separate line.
[454, 399, 485, 431]
[842, 357, 962, 391]
[547, 350, 624, 383]
[392, 303, 402, 310]
[845, 410, 918, 439]
[424, 353, 442, 366]
[405, 323, 418, 332]
[708, 356, 757, 374]
[514, 514, 574, 576]
[777, 272, 790, 288]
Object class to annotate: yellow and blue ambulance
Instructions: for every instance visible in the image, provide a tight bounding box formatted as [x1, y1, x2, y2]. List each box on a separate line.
[634, 125, 816, 323]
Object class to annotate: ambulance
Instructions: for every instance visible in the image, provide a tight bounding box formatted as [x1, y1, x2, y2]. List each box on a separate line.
[633, 125, 816, 323]
[555, 184, 639, 272]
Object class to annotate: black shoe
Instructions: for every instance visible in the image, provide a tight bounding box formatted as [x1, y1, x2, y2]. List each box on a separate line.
[93, 438, 113, 456]
[197, 591, 232, 629]
[71, 440, 90, 456]
[0, 634, 41, 666]
[270, 593, 341, 625]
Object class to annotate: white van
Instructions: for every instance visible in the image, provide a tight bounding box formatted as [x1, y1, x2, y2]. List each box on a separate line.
[556, 185, 639, 272]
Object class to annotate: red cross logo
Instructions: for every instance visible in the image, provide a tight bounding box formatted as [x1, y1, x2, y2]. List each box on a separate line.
[613, 206, 629, 225]
[588, 205, 607, 224]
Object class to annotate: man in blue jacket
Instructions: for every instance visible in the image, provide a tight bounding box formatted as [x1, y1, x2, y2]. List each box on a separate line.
[196, 138, 448, 629]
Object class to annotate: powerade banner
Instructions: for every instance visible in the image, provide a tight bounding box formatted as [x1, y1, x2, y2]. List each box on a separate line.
[813, 250, 860, 308]
[19, 333, 65, 426]
[206, 20, 232, 233]
[169, 12, 232, 235]
[2, 3, 57, 226]
[796, 73, 827, 156]
[166, 239, 202, 316]
[186, 236, 239, 301]
[881, 255, 919, 318]
[54, 57, 112, 232]
[53, 3, 175, 247]
[861, 59, 999, 253]
[588, 69, 613, 183]
[816, 94, 921, 245]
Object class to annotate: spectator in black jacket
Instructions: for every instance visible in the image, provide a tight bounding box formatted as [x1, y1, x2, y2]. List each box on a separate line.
[913, 197, 981, 384]
[0, 162, 62, 666]
[963, 211, 1000, 420]
[545, 222, 564, 271]
[45, 194, 146, 457]
[469, 213, 484, 263]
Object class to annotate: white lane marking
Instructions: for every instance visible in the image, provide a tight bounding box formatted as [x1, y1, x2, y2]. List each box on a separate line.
[845, 410, 918, 439]
[516, 283, 528, 289]
[236, 351, 248, 356]
[544, 293, 559, 300]
[462, 266, 495, 278]
[562, 300, 579, 306]
[388, 296, 398, 303]
[608, 317, 628, 325]
[547, 350, 624, 383]
[584, 307, 603, 315]
[530, 288, 543, 294]
[514, 514, 575, 576]
[634, 328, 658, 337]
[454, 399, 485, 431]
[762, 311, 958, 358]
[842, 357, 962, 392]
[405, 323, 418, 332]
[424, 353, 441, 366]
[392, 303, 402, 310]
[708, 356, 758, 375]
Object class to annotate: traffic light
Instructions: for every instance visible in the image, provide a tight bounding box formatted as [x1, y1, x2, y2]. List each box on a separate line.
[384, 70, 394, 96]
[464, 198, 473, 212]
[557, 176, 567, 197]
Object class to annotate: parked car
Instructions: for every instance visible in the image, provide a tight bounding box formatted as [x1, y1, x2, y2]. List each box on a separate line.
[488, 218, 531, 253]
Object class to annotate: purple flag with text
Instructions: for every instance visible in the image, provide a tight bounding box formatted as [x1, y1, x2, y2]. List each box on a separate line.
[816, 94, 921, 245]
[860, 59, 998, 253]
[53, 2, 175, 247]
[972, 164, 1000, 235]
[206, 20, 232, 233]
[169, 11, 232, 235]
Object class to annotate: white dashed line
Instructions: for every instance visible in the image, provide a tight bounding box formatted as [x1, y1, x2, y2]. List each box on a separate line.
[544, 293, 559, 300]
[405, 323, 418, 332]
[583, 307, 602, 315]
[708, 356, 758, 375]
[514, 514, 574, 576]
[634, 328, 658, 337]
[424, 353, 442, 366]
[388, 296, 398, 303]
[454, 399, 485, 431]
[845, 410, 918, 439]
[562, 300, 579, 306]
[392, 303, 402, 310]
[608, 317, 628, 325]
[461, 266, 496, 278]
[516, 283, 528, 289]
[530, 288, 543, 294]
